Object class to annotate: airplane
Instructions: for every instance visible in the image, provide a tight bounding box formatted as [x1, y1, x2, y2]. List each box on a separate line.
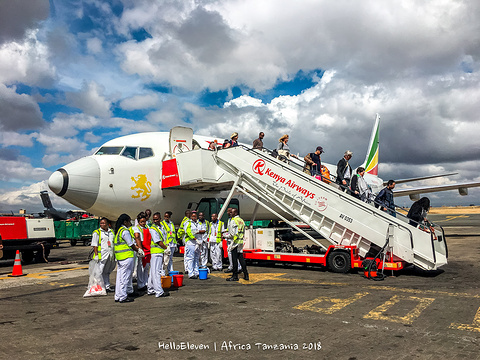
[47, 114, 480, 223]
[39, 190, 73, 220]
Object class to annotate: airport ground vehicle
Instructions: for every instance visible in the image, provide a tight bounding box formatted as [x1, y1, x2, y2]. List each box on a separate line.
[0, 216, 56, 263]
[54, 218, 99, 246]
[190, 198, 402, 274]
[165, 140, 448, 275]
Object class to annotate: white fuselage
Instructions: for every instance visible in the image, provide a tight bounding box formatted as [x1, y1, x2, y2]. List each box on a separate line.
[48, 132, 386, 223]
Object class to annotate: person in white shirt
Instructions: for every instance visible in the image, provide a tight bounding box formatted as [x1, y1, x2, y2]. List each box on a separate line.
[91, 217, 116, 291]
[224, 208, 242, 273]
[161, 211, 177, 275]
[132, 212, 151, 292]
[113, 214, 144, 303]
[208, 213, 224, 271]
[148, 212, 169, 297]
[224, 208, 249, 281]
[198, 212, 210, 268]
[183, 212, 205, 279]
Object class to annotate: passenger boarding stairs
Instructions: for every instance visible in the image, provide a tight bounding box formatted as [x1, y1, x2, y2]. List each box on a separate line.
[165, 146, 447, 271]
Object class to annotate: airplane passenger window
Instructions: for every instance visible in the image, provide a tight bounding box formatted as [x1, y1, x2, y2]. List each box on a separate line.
[139, 147, 154, 159]
[121, 147, 137, 160]
[95, 146, 124, 155]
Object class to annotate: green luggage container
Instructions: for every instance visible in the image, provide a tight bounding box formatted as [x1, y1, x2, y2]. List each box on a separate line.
[54, 221, 66, 239]
[79, 218, 99, 245]
[244, 220, 272, 228]
[65, 221, 75, 239]
[72, 221, 80, 239]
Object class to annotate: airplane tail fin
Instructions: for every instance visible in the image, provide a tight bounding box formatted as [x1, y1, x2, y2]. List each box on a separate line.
[360, 113, 380, 175]
[40, 190, 53, 209]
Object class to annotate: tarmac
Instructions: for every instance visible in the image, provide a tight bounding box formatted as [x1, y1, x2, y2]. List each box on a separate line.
[1, 212, 480, 359]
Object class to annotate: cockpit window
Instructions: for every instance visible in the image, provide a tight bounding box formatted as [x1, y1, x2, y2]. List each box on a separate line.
[139, 147, 154, 159]
[121, 147, 137, 160]
[95, 146, 124, 155]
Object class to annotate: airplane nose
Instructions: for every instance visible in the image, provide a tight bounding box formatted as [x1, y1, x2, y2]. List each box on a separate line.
[48, 157, 100, 210]
[48, 169, 66, 195]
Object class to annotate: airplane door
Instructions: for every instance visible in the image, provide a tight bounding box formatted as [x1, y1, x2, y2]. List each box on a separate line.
[169, 126, 193, 157]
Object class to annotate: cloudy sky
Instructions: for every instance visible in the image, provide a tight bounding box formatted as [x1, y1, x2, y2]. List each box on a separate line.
[1, 0, 479, 213]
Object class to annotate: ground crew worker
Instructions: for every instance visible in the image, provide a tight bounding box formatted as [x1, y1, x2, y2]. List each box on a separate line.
[224, 209, 249, 281]
[208, 213, 224, 271]
[147, 212, 169, 297]
[198, 212, 210, 268]
[145, 209, 152, 227]
[132, 212, 150, 292]
[91, 217, 115, 292]
[114, 214, 144, 303]
[184, 212, 204, 279]
[161, 211, 177, 275]
[177, 210, 191, 273]
[224, 208, 242, 273]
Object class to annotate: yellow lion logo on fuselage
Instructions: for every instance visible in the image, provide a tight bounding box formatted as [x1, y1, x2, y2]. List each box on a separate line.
[131, 174, 152, 201]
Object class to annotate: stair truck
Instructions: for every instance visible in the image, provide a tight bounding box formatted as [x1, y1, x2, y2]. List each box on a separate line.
[162, 127, 448, 276]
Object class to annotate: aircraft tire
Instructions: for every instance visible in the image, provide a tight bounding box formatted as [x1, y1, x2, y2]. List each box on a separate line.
[327, 251, 351, 273]
[22, 250, 34, 264]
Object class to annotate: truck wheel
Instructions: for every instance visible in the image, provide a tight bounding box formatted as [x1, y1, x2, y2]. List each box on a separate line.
[35, 247, 50, 263]
[70, 240, 77, 246]
[22, 250, 34, 264]
[83, 239, 91, 246]
[327, 251, 351, 273]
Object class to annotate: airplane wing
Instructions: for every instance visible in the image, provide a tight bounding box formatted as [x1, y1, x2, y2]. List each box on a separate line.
[385, 173, 457, 185]
[394, 181, 480, 200]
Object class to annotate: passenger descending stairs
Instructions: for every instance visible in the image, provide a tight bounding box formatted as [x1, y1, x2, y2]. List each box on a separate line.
[172, 147, 448, 270]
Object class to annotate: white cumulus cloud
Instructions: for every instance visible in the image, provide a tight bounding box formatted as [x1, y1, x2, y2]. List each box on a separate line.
[0, 30, 56, 87]
[65, 81, 112, 118]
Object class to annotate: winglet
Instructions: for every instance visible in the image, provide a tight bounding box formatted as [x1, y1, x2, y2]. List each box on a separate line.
[361, 113, 380, 175]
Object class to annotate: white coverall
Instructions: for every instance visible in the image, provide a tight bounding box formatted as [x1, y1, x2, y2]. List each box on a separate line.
[114, 229, 135, 302]
[162, 220, 177, 274]
[91, 228, 116, 289]
[198, 221, 209, 268]
[133, 225, 150, 289]
[224, 218, 242, 271]
[184, 220, 202, 278]
[208, 221, 224, 270]
[147, 226, 167, 297]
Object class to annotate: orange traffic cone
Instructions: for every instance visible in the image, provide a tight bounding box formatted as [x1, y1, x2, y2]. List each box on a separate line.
[9, 250, 26, 277]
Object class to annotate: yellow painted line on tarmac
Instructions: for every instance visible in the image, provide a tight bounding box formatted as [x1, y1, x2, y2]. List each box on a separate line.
[450, 307, 480, 333]
[214, 273, 480, 299]
[434, 215, 470, 222]
[275, 277, 349, 287]
[48, 282, 76, 288]
[210, 272, 287, 284]
[0, 266, 88, 280]
[365, 285, 480, 299]
[363, 295, 435, 325]
[210, 272, 349, 286]
[294, 292, 369, 314]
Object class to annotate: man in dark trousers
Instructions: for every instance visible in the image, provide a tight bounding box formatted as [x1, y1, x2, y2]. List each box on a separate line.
[336, 150, 353, 191]
[224, 208, 249, 281]
[375, 180, 396, 216]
